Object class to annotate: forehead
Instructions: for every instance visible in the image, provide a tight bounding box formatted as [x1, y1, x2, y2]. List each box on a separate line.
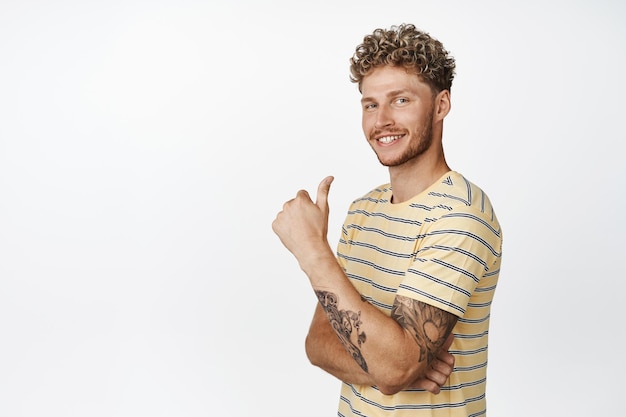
[361, 65, 430, 97]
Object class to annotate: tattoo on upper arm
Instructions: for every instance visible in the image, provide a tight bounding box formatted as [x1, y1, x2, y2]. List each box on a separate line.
[315, 290, 369, 373]
[391, 295, 457, 363]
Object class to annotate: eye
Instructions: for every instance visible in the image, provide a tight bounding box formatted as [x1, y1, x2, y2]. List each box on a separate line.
[363, 102, 377, 111]
[395, 98, 409, 105]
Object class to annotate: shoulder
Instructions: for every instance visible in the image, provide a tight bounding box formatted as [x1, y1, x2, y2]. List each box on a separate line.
[349, 183, 391, 207]
[430, 172, 500, 224]
[428, 172, 503, 253]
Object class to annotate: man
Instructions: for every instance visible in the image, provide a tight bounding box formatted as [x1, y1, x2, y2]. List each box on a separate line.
[272, 24, 503, 416]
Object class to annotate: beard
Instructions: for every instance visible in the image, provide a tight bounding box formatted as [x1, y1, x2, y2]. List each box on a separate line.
[374, 110, 434, 167]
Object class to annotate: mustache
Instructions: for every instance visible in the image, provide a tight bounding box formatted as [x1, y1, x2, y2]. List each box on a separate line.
[369, 128, 406, 139]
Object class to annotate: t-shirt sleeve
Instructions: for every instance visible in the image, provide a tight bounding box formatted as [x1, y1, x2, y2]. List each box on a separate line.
[396, 207, 502, 318]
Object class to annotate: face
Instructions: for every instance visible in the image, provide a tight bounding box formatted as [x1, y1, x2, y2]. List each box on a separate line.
[360, 65, 436, 167]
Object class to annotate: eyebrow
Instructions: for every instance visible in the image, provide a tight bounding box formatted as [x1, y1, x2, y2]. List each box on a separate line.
[360, 89, 413, 104]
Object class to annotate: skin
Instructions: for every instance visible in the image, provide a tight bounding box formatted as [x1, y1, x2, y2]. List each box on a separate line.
[272, 65, 457, 395]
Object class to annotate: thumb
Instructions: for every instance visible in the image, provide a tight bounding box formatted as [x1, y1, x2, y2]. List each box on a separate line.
[315, 175, 334, 211]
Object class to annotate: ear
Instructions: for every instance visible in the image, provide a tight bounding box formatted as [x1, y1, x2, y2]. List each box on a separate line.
[433, 89, 451, 122]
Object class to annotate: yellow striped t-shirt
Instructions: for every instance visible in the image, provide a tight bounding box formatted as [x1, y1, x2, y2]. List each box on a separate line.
[335, 171, 503, 417]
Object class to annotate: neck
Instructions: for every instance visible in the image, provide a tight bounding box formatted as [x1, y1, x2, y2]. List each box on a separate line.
[388, 151, 450, 204]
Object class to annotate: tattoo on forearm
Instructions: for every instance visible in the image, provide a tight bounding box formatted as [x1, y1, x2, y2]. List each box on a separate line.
[391, 295, 456, 363]
[315, 290, 369, 373]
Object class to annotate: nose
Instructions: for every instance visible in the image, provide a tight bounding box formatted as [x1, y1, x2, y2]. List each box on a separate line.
[374, 105, 394, 129]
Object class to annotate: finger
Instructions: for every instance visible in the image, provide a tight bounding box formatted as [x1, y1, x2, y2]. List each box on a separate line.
[437, 349, 455, 367]
[315, 176, 334, 211]
[409, 377, 440, 395]
[424, 380, 443, 394]
[271, 214, 285, 237]
[420, 379, 440, 395]
[430, 356, 454, 376]
[296, 189, 312, 202]
[441, 332, 455, 351]
[282, 198, 293, 210]
[425, 362, 448, 386]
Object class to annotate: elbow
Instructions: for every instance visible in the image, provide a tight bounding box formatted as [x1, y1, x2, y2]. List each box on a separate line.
[377, 383, 404, 396]
[304, 334, 321, 367]
[376, 375, 410, 396]
[376, 363, 425, 396]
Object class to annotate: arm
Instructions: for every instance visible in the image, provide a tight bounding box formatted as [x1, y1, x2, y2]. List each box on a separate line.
[273, 177, 457, 395]
[305, 303, 372, 385]
[305, 303, 456, 394]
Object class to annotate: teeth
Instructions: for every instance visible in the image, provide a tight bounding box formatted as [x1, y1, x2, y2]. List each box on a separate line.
[378, 135, 401, 144]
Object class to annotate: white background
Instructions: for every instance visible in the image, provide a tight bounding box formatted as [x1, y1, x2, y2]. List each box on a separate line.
[1, 1, 625, 416]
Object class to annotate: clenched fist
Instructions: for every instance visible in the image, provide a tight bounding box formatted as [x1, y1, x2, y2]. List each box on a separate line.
[272, 176, 335, 266]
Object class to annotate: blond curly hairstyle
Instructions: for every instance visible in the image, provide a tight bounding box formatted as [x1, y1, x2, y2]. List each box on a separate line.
[349, 24, 456, 94]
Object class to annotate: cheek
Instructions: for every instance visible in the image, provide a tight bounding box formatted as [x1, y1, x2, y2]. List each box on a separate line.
[361, 114, 373, 134]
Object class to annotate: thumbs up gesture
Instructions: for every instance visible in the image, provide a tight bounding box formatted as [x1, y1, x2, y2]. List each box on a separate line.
[272, 176, 335, 266]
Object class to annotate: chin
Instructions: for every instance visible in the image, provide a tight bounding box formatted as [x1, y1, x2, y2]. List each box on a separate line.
[374, 151, 399, 167]
[377, 157, 403, 167]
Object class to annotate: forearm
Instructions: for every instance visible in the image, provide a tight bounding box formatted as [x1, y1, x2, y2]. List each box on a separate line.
[306, 302, 456, 395]
[300, 248, 438, 394]
[305, 304, 374, 386]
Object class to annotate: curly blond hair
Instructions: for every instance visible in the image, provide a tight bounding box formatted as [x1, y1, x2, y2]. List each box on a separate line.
[349, 24, 456, 93]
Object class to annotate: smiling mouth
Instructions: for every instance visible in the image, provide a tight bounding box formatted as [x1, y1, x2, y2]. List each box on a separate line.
[377, 134, 404, 144]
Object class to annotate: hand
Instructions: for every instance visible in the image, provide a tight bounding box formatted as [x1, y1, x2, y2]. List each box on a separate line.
[272, 176, 334, 263]
[406, 332, 455, 394]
